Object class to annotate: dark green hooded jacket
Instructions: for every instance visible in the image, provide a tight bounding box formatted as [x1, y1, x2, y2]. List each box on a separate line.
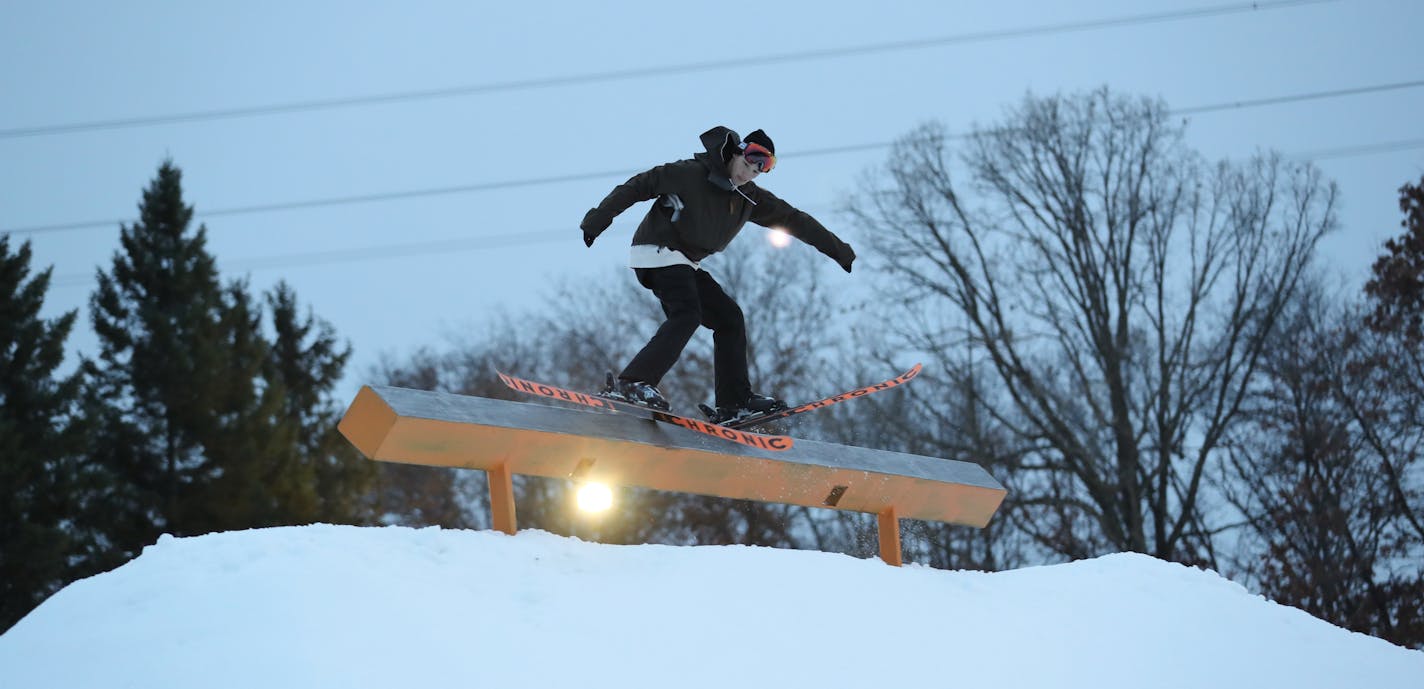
[580, 126, 855, 268]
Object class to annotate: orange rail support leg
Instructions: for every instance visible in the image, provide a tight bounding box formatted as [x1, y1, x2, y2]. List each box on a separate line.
[877, 506, 902, 566]
[489, 462, 517, 535]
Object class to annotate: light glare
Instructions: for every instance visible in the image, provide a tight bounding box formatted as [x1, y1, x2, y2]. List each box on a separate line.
[576, 482, 613, 512]
[768, 229, 792, 248]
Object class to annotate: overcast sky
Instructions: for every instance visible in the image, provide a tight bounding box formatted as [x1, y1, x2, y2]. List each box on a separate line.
[3, 0, 1421, 401]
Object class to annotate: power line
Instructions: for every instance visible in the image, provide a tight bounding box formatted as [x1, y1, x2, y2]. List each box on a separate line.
[220, 231, 571, 273]
[6, 77, 1420, 238]
[0, 0, 1338, 140]
[46, 231, 566, 288]
[1295, 137, 1424, 161]
[1173, 80, 1424, 115]
[42, 135, 1424, 290]
[4, 169, 644, 235]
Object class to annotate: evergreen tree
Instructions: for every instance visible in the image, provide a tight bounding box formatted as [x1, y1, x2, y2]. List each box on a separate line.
[0, 237, 87, 632]
[86, 160, 374, 558]
[191, 281, 298, 530]
[264, 281, 373, 523]
[87, 159, 234, 553]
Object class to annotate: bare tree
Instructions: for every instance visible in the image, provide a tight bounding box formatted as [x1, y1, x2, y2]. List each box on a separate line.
[1356, 176, 1424, 547]
[849, 89, 1336, 563]
[1222, 279, 1424, 648]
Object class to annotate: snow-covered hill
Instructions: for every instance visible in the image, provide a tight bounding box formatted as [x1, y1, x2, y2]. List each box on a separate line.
[1, 525, 1419, 688]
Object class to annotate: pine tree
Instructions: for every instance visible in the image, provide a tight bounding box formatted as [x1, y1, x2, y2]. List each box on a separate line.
[190, 281, 298, 530]
[86, 160, 374, 558]
[87, 160, 252, 551]
[0, 237, 87, 632]
[265, 282, 374, 523]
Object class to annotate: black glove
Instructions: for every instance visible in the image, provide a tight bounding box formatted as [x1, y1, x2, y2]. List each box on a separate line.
[837, 244, 856, 273]
[583, 230, 597, 248]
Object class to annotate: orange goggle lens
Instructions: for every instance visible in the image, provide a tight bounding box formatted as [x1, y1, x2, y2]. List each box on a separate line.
[743, 142, 776, 173]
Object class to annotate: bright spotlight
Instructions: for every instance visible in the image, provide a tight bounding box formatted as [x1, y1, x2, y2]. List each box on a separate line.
[767, 229, 792, 248]
[576, 482, 613, 513]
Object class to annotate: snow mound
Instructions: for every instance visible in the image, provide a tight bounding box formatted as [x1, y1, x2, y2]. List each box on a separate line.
[1, 525, 1419, 688]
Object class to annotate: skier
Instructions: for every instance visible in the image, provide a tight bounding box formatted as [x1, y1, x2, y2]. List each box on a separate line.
[580, 126, 856, 422]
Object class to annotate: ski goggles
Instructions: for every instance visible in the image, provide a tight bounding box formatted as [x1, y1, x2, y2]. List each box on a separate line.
[742, 142, 776, 173]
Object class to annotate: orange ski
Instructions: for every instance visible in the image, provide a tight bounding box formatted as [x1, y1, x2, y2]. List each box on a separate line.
[496, 371, 794, 452]
[709, 363, 923, 430]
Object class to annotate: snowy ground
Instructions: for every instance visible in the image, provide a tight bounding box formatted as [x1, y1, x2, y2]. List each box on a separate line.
[1, 525, 1420, 688]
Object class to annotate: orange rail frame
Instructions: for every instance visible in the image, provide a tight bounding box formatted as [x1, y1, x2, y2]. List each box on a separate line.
[339, 385, 1005, 566]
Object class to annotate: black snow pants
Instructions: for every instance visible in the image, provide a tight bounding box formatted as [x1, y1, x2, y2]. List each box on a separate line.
[618, 265, 750, 407]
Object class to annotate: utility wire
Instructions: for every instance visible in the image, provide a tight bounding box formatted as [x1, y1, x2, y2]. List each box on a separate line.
[7, 77, 1421, 237]
[0, 0, 1338, 140]
[43, 136, 1424, 290]
[1175, 79, 1424, 115]
[1295, 137, 1424, 161]
[8, 170, 641, 235]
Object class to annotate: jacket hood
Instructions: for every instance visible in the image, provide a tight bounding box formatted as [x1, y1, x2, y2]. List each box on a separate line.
[696, 126, 742, 190]
[699, 126, 741, 160]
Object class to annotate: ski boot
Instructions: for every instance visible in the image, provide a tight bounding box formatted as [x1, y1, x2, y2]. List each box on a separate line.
[703, 392, 788, 425]
[599, 373, 671, 411]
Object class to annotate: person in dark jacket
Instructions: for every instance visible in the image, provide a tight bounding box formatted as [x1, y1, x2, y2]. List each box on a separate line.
[580, 126, 856, 421]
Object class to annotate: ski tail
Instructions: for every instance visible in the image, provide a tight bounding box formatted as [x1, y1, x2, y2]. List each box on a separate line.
[720, 363, 922, 430]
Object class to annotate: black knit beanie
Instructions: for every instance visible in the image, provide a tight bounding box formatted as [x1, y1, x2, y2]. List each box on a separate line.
[743, 129, 775, 154]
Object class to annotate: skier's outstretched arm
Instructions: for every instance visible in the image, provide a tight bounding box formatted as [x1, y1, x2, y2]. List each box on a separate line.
[750, 188, 856, 272]
[579, 164, 669, 247]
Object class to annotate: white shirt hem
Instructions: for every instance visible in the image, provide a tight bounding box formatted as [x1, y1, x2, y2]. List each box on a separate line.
[629, 244, 700, 270]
